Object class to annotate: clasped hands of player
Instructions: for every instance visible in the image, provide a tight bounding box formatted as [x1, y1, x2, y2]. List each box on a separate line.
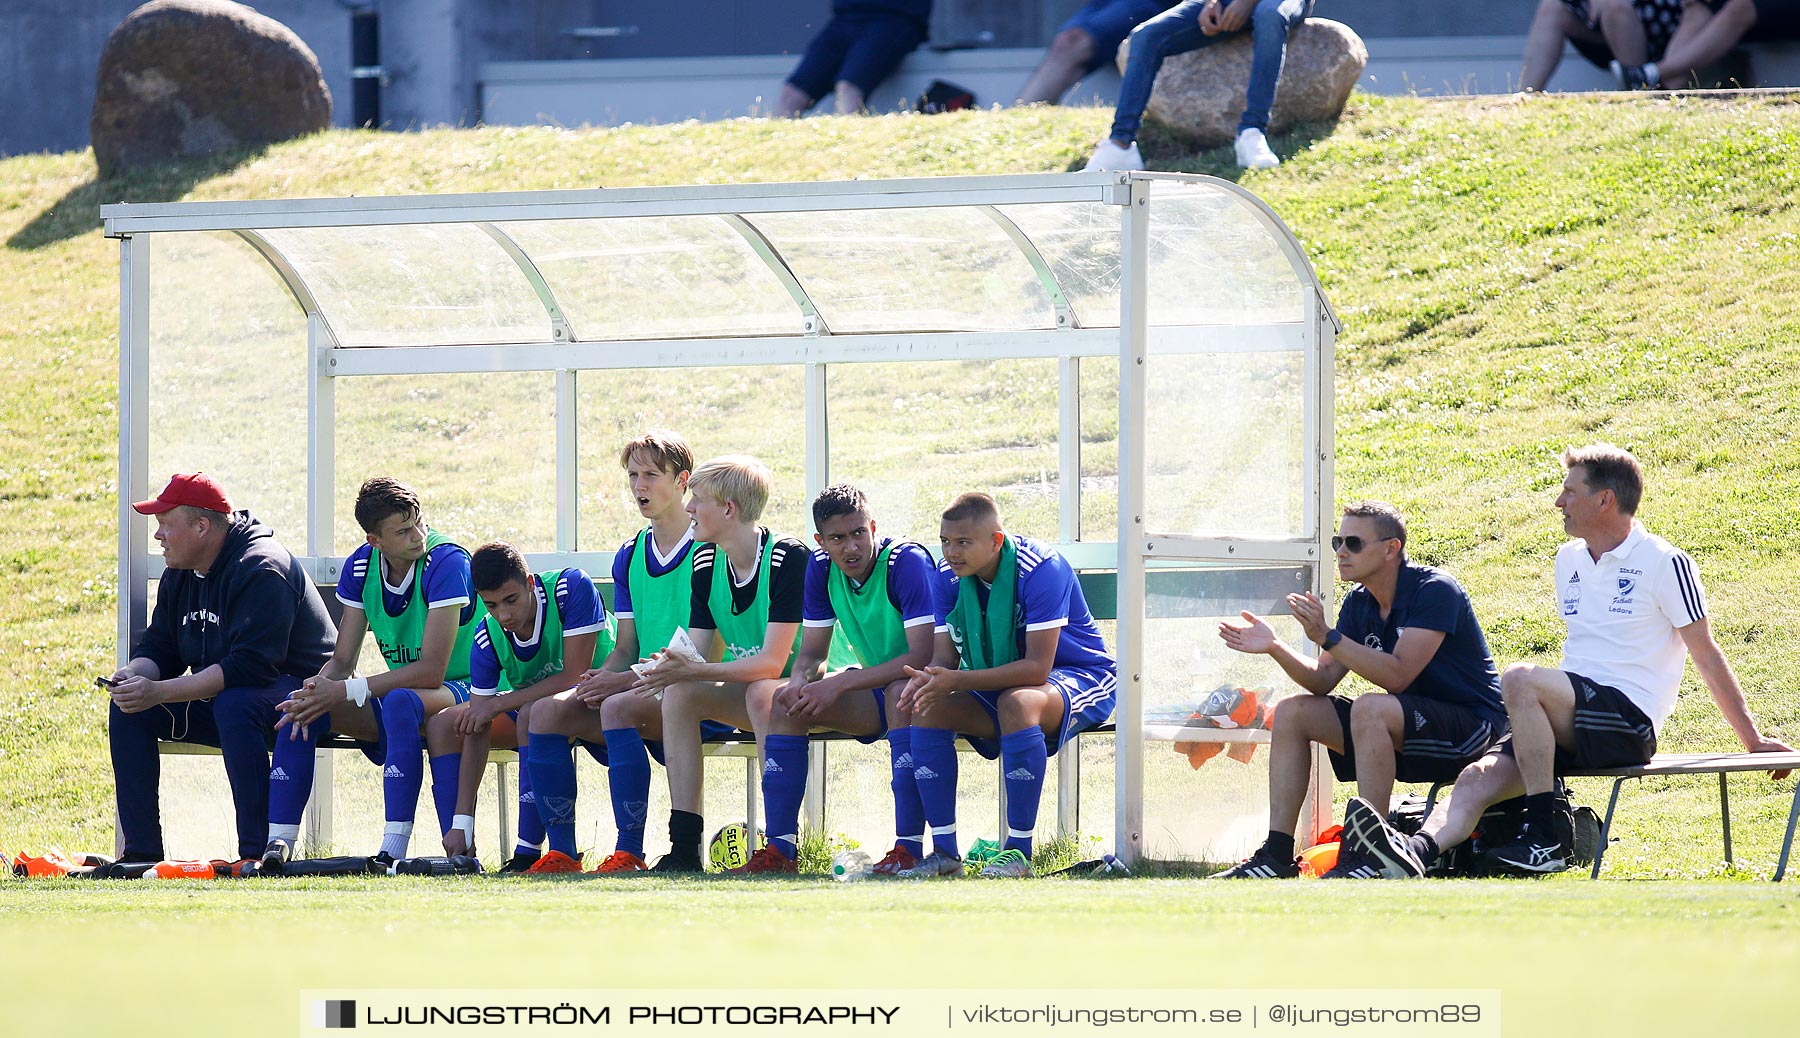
[773, 669, 849, 721]
[897, 663, 959, 715]
[274, 674, 347, 741]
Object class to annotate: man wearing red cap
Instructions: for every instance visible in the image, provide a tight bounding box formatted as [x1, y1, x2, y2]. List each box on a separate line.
[107, 473, 336, 863]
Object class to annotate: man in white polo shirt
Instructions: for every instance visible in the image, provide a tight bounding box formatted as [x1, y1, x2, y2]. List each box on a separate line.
[1342, 443, 1791, 876]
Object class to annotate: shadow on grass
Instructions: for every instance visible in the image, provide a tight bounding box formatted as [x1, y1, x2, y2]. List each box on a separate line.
[1061, 116, 1341, 179]
[7, 144, 270, 251]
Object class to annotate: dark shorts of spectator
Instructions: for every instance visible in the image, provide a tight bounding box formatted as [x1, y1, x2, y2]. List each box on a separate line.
[1061, 0, 1178, 73]
[1493, 671, 1658, 772]
[786, 11, 928, 103]
[1325, 693, 1505, 784]
[1740, 0, 1800, 39]
[1562, 0, 1684, 65]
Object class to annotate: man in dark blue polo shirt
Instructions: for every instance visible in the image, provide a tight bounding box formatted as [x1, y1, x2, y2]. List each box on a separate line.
[1213, 501, 1505, 878]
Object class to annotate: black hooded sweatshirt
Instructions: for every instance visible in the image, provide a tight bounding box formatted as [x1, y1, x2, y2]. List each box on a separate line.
[131, 511, 336, 690]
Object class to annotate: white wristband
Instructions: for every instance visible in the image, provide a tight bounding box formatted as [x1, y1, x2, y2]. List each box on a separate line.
[345, 676, 370, 708]
[453, 815, 475, 840]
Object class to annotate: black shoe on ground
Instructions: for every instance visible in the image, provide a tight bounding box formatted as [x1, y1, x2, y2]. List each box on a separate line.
[1487, 822, 1570, 875]
[650, 851, 705, 874]
[1343, 797, 1425, 878]
[260, 838, 294, 874]
[1211, 843, 1299, 879]
[1319, 844, 1385, 879]
[367, 851, 396, 875]
[497, 850, 541, 874]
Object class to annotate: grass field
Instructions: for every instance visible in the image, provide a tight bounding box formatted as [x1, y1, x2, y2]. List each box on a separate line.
[3, 93, 1800, 1034]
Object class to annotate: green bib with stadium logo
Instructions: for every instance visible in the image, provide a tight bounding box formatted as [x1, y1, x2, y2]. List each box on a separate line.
[481, 569, 613, 691]
[826, 540, 912, 668]
[947, 535, 1019, 672]
[627, 526, 694, 657]
[361, 529, 483, 682]
[707, 533, 802, 678]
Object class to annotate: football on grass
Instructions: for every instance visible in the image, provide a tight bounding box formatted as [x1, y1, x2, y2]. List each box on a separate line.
[708, 822, 763, 870]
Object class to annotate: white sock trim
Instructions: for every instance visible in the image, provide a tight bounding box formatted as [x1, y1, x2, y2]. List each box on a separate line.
[1007, 827, 1035, 839]
[384, 821, 413, 836]
[929, 823, 958, 836]
[898, 833, 925, 844]
[269, 823, 300, 842]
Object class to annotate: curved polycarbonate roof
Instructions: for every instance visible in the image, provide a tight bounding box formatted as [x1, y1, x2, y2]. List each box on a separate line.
[103, 172, 1333, 349]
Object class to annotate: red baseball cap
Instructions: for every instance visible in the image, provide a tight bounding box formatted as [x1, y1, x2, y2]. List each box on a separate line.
[133, 472, 234, 515]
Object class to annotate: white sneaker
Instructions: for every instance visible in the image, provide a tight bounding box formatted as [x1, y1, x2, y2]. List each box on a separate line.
[1234, 128, 1279, 170]
[1083, 139, 1144, 172]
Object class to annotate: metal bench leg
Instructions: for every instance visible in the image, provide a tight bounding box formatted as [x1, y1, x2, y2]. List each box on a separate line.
[1592, 778, 1626, 879]
[1719, 771, 1733, 865]
[804, 741, 827, 838]
[1425, 782, 1445, 816]
[303, 748, 335, 857]
[745, 754, 760, 831]
[1776, 782, 1800, 883]
[1057, 735, 1081, 837]
[495, 759, 513, 856]
[997, 755, 1008, 844]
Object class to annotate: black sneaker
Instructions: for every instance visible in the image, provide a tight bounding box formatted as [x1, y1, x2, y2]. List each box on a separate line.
[367, 851, 396, 875]
[1342, 797, 1425, 878]
[497, 850, 542, 874]
[1211, 843, 1299, 879]
[1319, 844, 1385, 879]
[1487, 822, 1570, 875]
[260, 838, 294, 874]
[650, 850, 705, 874]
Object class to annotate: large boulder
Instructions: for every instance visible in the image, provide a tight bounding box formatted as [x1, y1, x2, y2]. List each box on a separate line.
[1119, 19, 1366, 149]
[91, 0, 332, 176]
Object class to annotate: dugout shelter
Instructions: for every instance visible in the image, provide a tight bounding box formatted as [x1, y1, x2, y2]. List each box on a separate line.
[104, 171, 1341, 864]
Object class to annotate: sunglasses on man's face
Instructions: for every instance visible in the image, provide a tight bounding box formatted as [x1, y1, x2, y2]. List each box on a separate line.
[1331, 534, 1393, 554]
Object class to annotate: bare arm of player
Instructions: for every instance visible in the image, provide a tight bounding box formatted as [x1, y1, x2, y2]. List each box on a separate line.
[574, 617, 643, 704]
[644, 621, 798, 687]
[1681, 618, 1794, 777]
[792, 620, 935, 720]
[775, 625, 834, 716]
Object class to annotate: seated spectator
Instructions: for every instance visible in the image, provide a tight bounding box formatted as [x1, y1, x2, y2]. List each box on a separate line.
[1519, 0, 1686, 91]
[107, 473, 335, 863]
[1016, 1, 1178, 105]
[777, 1, 932, 117]
[1086, 0, 1315, 173]
[1617, 0, 1800, 87]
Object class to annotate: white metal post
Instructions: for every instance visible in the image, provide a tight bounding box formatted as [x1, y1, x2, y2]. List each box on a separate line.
[117, 235, 151, 664]
[113, 235, 151, 860]
[1057, 354, 1083, 836]
[303, 312, 337, 856]
[555, 369, 578, 552]
[1302, 288, 1339, 841]
[803, 362, 829, 837]
[1115, 176, 1150, 863]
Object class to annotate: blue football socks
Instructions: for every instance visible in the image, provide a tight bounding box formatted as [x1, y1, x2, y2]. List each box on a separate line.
[999, 728, 1048, 857]
[528, 732, 580, 858]
[378, 688, 427, 858]
[429, 751, 462, 836]
[268, 706, 322, 828]
[911, 725, 960, 857]
[604, 727, 651, 857]
[514, 743, 545, 854]
[761, 734, 809, 860]
[888, 726, 925, 858]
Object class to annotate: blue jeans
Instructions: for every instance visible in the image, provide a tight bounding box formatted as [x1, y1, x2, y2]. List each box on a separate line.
[109, 677, 298, 860]
[1109, 0, 1312, 143]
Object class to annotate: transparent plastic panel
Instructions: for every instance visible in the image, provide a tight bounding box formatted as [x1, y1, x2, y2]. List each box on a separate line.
[995, 202, 1122, 328]
[146, 232, 309, 553]
[827, 360, 1062, 542]
[332, 372, 557, 555]
[495, 217, 804, 341]
[1136, 567, 1317, 862]
[1145, 181, 1306, 326]
[259, 225, 549, 347]
[1079, 357, 1120, 542]
[1145, 350, 1305, 537]
[575, 367, 806, 551]
[741, 208, 1055, 333]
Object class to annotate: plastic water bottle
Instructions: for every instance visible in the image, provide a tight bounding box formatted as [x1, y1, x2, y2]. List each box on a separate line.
[831, 849, 872, 882]
[1095, 853, 1131, 877]
[143, 859, 220, 880]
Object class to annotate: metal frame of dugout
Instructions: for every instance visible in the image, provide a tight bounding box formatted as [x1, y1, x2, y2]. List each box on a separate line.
[105, 171, 1342, 864]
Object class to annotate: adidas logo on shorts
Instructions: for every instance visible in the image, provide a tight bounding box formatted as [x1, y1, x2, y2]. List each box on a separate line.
[763, 758, 783, 774]
[384, 765, 404, 779]
[915, 766, 939, 780]
[1585, 685, 1597, 702]
[1005, 767, 1036, 781]
[1414, 711, 1427, 732]
[270, 767, 290, 781]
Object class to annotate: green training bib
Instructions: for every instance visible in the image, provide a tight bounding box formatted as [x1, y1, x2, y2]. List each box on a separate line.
[706, 533, 801, 678]
[361, 529, 483, 682]
[826, 540, 912, 668]
[627, 526, 694, 658]
[481, 569, 613, 692]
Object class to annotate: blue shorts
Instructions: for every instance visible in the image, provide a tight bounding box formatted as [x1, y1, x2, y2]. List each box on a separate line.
[1062, 0, 1177, 72]
[786, 11, 927, 102]
[353, 680, 473, 764]
[963, 664, 1118, 759]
